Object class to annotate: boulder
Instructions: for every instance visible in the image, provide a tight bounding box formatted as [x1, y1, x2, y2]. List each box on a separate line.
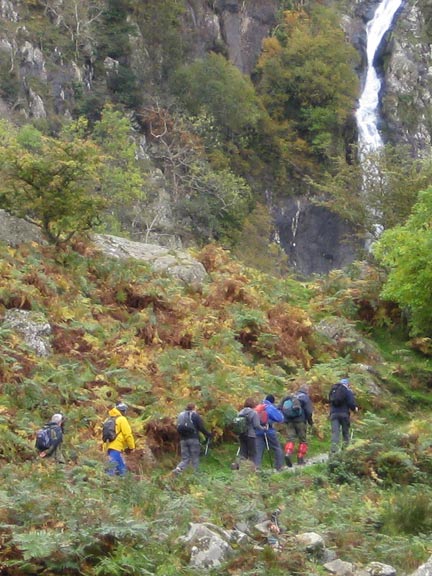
[324, 558, 354, 576]
[3, 309, 51, 356]
[410, 555, 432, 576]
[365, 562, 396, 576]
[295, 532, 326, 559]
[93, 234, 208, 286]
[179, 522, 235, 570]
[0, 210, 44, 246]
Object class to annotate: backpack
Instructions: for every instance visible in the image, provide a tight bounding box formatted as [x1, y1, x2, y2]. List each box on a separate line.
[232, 413, 249, 435]
[255, 403, 269, 426]
[177, 411, 197, 436]
[282, 395, 303, 420]
[102, 416, 118, 443]
[329, 383, 347, 407]
[35, 426, 53, 452]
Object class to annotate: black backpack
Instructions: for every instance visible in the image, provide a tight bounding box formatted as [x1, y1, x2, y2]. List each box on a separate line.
[282, 395, 303, 420]
[232, 413, 249, 435]
[102, 416, 118, 442]
[35, 426, 53, 452]
[329, 383, 347, 407]
[177, 411, 196, 436]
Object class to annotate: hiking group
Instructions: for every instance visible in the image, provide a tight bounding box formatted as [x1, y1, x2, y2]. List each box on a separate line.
[232, 378, 358, 471]
[35, 378, 357, 475]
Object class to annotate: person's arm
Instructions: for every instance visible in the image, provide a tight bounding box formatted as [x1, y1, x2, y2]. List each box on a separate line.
[119, 417, 135, 450]
[266, 404, 284, 423]
[301, 394, 314, 425]
[251, 411, 265, 430]
[347, 389, 358, 412]
[193, 413, 211, 438]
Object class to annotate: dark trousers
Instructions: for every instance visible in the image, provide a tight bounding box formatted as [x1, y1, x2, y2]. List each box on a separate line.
[330, 415, 350, 452]
[255, 433, 284, 470]
[238, 434, 257, 462]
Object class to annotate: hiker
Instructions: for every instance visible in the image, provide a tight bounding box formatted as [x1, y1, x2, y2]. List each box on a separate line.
[173, 403, 212, 475]
[255, 394, 285, 471]
[279, 385, 314, 466]
[329, 378, 358, 454]
[233, 397, 263, 469]
[37, 413, 66, 464]
[104, 403, 135, 476]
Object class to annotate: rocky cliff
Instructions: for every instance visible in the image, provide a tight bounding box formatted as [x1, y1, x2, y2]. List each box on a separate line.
[0, 0, 430, 275]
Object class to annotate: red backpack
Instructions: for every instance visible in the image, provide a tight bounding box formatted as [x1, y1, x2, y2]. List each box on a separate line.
[255, 403, 269, 426]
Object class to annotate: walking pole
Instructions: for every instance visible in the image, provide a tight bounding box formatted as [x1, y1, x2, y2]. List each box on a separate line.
[264, 433, 273, 469]
[204, 437, 210, 456]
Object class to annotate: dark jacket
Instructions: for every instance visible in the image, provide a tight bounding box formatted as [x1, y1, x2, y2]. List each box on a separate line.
[238, 407, 262, 438]
[255, 400, 284, 437]
[279, 390, 314, 425]
[178, 410, 211, 440]
[329, 384, 357, 419]
[44, 423, 63, 457]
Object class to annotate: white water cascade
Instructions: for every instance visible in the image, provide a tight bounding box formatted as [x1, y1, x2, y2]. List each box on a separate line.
[356, 0, 404, 155]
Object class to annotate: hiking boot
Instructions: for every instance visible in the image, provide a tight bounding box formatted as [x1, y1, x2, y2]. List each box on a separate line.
[297, 457, 305, 465]
[284, 454, 293, 468]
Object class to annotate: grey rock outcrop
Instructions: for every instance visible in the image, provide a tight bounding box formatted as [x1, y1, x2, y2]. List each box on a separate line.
[93, 234, 208, 285]
[365, 562, 396, 576]
[410, 554, 432, 576]
[179, 523, 237, 569]
[315, 316, 383, 364]
[3, 309, 51, 356]
[0, 210, 44, 246]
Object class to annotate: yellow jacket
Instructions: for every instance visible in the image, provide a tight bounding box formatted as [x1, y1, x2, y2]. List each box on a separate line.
[106, 407, 135, 452]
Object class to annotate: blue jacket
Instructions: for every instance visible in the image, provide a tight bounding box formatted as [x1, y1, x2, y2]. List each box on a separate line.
[255, 400, 284, 437]
[329, 385, 357, 419]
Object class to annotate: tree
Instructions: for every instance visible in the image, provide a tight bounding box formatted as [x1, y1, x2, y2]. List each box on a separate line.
[0, 120, 105, 244]
[257, 6, 359, 162]
[91, 104, 147, 232]
[171, 52, 264, 142]
[373, 186, 432, 336]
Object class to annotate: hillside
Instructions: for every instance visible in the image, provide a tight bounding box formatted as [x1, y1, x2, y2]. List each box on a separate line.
[1, 237, 432, 574]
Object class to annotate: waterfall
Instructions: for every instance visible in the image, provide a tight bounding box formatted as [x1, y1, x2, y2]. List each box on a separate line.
[356, 0, 404, 156]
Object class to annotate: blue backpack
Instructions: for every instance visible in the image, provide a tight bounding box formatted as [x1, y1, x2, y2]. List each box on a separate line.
[282, 395, 303, 420]
[35, 426, 53, 451]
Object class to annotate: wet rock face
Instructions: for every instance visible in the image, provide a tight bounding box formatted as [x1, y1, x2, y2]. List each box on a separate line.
[274, 198, 360, 276]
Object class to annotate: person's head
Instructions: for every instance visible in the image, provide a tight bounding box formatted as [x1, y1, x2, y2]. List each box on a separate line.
[116, 402, 128, 414]
[51, 413, 63, 425]
[244, 397, 257, 409]
[265, 394, 275, 404]
[298, 384, 309, 394]
[339, 378, 350, 387]
[186, 403, 196, 411]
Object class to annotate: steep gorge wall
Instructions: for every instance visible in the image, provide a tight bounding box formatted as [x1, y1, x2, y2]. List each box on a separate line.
[0, 0, 431, 275]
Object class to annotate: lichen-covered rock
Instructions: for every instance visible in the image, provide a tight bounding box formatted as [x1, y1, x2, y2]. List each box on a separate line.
[295, 532, 325, 559]
[93, 234, 208, 285]
[179, 523, 235, 569]
[365, 562, 396, 576]
[3, 309, 51, 356]
[324, 558, 354, 576]
[0, 210, 44, 246]
[410, 555, 432, 576]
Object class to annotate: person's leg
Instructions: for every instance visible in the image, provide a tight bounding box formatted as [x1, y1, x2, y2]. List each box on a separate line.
[284, 422, 296, 466]
[330, 417, 341, 453]
[239, 434, 249, 460]
[268, 433, 284, 470]
[246, 436, 257, 464]
[189, 438, 201, 470]
[341, 417, 351, 447]
[296, 421, 308, 464]
[255, 435, 265, 469]
[174, 439, 192, 473]
[107, 449, 126, 475]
